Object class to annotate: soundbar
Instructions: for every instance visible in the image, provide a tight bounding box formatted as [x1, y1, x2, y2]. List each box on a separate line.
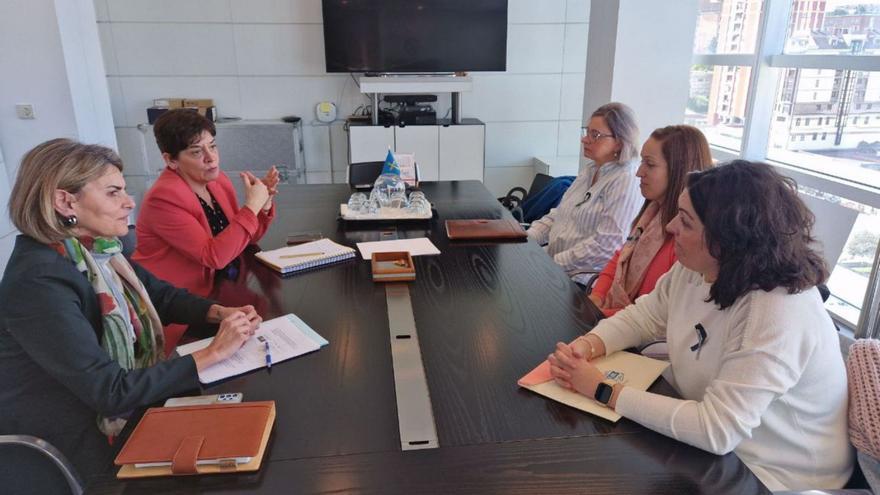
[384, 94, 438, 104]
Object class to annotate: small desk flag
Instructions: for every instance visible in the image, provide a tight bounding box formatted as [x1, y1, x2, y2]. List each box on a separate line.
[381, 149, 400, 175]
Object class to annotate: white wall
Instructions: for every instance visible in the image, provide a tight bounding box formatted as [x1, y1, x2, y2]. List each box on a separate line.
[583, 0, 697, 169]
[0, 0, 115, 272]
[0, 0, 79, 175]
[95, 0, 590, 197]
[0, 146, 13, 275]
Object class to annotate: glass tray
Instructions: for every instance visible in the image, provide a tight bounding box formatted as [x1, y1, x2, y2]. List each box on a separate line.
[339, 204, 433, 221]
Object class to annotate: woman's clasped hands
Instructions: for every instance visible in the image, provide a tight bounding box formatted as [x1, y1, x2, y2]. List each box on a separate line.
[547, 339, 606, 399]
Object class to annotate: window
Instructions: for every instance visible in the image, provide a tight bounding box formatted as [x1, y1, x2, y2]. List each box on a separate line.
[685, 65, 753, 150]
[689, 0, 880, 336]
[785, 1, 880, 55]
[694, 1, 764, 54]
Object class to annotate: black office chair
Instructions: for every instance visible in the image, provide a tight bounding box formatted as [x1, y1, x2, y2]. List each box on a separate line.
[0, 435, 83, 495]
[498, 173, 554, 223]
[348, 161, 385, 189]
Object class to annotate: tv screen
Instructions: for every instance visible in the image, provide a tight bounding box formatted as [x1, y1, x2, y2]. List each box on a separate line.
[322, 0, 508, 73]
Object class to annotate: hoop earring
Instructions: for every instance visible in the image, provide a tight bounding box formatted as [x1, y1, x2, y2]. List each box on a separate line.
[62, 215, 78, 227]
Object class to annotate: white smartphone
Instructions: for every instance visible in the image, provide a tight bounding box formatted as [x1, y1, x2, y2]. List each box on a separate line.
[164, 393, 243, 407]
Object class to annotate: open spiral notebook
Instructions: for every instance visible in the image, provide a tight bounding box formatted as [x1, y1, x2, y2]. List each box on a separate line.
[255, 238, 356, 274]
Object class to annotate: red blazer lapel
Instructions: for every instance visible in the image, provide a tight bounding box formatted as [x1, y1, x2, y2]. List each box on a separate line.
[160, 168, 213, 236]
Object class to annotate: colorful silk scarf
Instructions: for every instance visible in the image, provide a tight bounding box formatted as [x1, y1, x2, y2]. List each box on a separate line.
[56, 237, 166, 436]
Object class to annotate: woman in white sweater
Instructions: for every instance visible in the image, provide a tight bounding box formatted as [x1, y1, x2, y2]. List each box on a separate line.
[548, 160, 853, 491]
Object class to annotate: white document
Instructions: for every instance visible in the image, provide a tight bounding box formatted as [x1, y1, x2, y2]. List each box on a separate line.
[356, 237, 440, 259]
[177, 314, 329, 384]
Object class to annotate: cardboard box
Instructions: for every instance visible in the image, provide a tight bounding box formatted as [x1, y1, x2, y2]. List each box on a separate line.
[153, 98, 185, 108]
[147, 106, 216, 124]
[183, 98, 215, 108]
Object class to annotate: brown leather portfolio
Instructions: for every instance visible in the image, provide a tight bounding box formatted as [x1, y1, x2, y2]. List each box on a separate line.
[114, 401, 275, 478]
[445, 218, 528, 240]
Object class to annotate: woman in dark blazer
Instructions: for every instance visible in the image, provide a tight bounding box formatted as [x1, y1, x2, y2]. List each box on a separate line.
[0, 139, 262, 482]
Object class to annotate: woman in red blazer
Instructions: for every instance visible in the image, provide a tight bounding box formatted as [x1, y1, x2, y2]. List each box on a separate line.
[589, 125, 713, 317]
[133, 109, 278, 352]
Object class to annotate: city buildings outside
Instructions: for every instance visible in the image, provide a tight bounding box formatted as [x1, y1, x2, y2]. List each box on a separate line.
[687, 0, 880, 326]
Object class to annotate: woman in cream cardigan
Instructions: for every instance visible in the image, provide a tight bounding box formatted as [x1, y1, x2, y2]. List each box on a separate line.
[549, 161, 853, 491]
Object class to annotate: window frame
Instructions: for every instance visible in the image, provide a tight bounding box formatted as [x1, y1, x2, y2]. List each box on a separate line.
[692, 0, 880, 338]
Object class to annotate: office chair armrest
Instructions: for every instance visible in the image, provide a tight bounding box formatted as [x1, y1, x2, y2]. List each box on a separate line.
[0, 435, 83, 495]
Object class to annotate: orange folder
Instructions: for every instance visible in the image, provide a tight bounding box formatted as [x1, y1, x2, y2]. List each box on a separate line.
[114, 401, 275, 478]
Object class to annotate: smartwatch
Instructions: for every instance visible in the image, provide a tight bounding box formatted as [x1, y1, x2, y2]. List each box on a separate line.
[594, 381, 614, 405]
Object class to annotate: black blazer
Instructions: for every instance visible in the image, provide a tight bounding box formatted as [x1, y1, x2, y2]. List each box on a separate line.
[0, 235, 214, 482]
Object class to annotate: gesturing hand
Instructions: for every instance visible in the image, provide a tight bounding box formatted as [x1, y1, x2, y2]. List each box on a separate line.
[261, 166, 281, 196]
[241, 171, 270, 214]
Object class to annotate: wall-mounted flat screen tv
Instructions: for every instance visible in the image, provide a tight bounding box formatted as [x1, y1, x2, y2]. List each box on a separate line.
[322, 0, 508, 73]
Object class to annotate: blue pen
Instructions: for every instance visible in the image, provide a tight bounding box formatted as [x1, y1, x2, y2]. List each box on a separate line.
[264, 340, 272, 369]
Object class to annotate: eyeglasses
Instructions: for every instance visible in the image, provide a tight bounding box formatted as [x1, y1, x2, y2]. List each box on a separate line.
[581, 127, 615, 142]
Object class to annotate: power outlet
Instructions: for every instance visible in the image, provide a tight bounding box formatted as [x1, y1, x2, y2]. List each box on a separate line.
[16, 104, 35, 119]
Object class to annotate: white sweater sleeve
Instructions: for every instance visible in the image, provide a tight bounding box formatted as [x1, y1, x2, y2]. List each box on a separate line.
[589, 264, 675, 352]
[613, 295, 816, 455]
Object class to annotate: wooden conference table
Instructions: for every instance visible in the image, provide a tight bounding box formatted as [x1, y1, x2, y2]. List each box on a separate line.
[89, 181, 768, 494]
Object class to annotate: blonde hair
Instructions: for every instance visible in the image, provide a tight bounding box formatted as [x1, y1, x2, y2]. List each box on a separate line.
[591, 102, 640, 162]
[9, 138, 123, 244]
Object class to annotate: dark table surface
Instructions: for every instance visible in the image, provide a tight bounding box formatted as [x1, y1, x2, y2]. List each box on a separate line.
[88, 181, 768, 494]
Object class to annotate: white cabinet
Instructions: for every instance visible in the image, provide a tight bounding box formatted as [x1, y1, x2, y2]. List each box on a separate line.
[439, 124, 485, 181]
[348, 119, 484, 182]
[348, 125, 394, 164]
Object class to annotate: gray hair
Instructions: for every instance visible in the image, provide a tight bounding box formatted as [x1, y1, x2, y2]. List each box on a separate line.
[591, 102, 640, 162]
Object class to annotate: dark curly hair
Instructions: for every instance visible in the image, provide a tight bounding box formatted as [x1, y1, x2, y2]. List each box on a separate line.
[687, 160, 828, 309]
[153, 108, 216, 159]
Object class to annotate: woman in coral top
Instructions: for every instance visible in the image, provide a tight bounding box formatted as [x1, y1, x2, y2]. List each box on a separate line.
[589, 125, 712, 317]
[133, 109, 278, 352]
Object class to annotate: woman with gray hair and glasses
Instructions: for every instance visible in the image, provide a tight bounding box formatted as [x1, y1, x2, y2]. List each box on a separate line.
[527, 102, 643, 285]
